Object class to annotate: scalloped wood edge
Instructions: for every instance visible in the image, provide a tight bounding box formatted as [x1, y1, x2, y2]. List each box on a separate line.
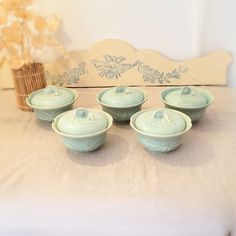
[45, 39, 232, 87]
[0, 39, 233, 88]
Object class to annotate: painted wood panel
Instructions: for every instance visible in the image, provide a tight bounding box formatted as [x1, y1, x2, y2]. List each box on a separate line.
[45, 39, 232, 87]
[0, 39, 232, 88]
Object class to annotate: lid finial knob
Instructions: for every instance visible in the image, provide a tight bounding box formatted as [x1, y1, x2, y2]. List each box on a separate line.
[74, 108, 95, 120]
[75, 108, 88, 118]
[115, 86, 127, 93]
[181, 86, 191, 95]
[152, 111, 171, 122]
[44, 86, 59, 95]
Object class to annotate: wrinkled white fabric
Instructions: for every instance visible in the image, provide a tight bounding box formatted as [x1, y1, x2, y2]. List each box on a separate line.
[0, 87, 235, 236]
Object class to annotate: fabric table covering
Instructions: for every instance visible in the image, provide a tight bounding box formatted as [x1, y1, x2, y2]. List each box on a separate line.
[0, 86, 235, 236]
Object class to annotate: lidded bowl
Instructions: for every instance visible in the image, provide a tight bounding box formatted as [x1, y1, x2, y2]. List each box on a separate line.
[96, 86, 147, 121]
[160, 86, 214, 121]
[130, 108, 192, 152]
[27, 86, 77, 122]
[52, 108, 113, 152]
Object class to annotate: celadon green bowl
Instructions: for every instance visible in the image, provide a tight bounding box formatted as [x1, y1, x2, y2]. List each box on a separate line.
[160, 86, 214, 122]
[52, 108, 113, 152]
[26, 86, 78, 122]
[130, 108, 192, 152]
[96, 86, 147, 122]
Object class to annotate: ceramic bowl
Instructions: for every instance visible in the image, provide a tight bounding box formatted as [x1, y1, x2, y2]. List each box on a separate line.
[96, 86, 147, 122]
[130, 108, 192, 152]
[160, 86, 214, 122]
[52, 108, 113, 152]
[26, 86, 78, 122]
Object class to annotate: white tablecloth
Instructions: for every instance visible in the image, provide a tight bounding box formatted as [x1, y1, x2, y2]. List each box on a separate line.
[0, 86, 235, 236]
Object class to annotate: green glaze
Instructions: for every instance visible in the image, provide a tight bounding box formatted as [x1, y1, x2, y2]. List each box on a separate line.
[164, 86, 208, 108]
[96, 86, 147, 122]
[31, 86, 75, 107]
[26, 86, 77, 122]
[52, 108, 113, 152]
[57, 108, 108, 135]
[160, 86, 214, 122]
[135, 109, 186, 135]
[101, 105, 142, 122]
[62, 134, 107, 152]
[101, 86, 144, 107]
[130, 108, 192, 153]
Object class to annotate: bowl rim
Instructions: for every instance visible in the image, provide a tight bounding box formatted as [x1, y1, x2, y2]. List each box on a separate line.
[160, 86, 214, 110]
[52, 108, 113, 138]
[26, 87, 78, 110]
[130, 108, 192, 138]
[96, 87, 148, 108]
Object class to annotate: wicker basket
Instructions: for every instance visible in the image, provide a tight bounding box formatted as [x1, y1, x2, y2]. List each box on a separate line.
[12, 63, 47, 111]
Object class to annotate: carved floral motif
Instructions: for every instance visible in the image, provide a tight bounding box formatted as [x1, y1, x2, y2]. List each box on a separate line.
[92, 55, 188, 83]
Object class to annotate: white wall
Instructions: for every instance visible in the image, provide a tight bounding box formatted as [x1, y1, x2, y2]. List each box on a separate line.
[37, 0, 235, 86]
[199, 0, 236, 86]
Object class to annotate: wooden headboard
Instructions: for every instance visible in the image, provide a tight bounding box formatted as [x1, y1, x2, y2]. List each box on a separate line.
[0, 39, 232, 88]
[45, 39, 232, 87]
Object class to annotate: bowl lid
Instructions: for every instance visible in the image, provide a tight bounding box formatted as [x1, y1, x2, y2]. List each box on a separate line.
[56, 108, 108, 135]
[164, 87, 208, 108]
[134, 109, 186, 135]
[31, 86, 75, 107]
[100, 86, 144, 107]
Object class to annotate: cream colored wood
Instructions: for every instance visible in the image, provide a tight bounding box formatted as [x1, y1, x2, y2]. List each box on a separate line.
[45, 39, 232, 87]
[0, 39, 232, 88]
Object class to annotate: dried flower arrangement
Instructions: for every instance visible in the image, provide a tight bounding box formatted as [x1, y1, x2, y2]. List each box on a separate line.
[0, 0, 65, 111]
[0, 0, 64, 68]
